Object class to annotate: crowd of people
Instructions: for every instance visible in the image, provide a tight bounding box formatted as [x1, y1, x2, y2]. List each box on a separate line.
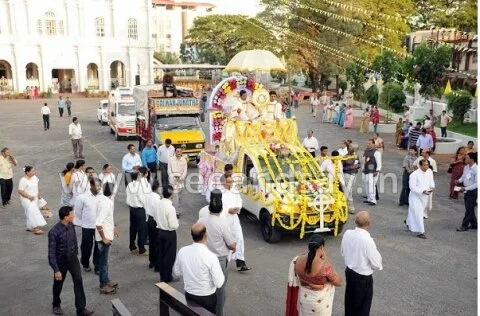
[0, 91, 477, 316]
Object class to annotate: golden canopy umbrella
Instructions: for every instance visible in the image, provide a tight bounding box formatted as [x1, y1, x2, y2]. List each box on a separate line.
[444, 79, 452, 95]
[225, 49, 286, 72]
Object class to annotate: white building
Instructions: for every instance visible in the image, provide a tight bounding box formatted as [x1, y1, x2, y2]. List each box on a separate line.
[151, 0, 215, 54]
[0, 0, 154, 93]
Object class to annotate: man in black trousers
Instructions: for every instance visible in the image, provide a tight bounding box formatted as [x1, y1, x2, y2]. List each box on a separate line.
[341, 211, 383, 316]
[155, 185, 179, 282]
[48, 206, 94, 316]
[456, 152, 478, 231]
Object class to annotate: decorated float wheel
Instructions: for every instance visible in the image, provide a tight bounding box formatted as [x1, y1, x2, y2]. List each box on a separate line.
[260, 210, 281, 243]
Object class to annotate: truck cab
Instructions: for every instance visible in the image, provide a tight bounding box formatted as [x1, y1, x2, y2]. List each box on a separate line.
[108, 87, 137, 140]
[133, 85, 206, 162]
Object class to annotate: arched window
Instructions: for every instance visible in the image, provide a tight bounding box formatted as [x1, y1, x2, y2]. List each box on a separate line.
[128, 18, 138, 40]
[45, 11, 56, 35]
[95, 17, 105, 37]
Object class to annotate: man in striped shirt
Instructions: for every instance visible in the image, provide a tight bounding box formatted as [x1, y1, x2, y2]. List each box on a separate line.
[408, 122, 422, 150]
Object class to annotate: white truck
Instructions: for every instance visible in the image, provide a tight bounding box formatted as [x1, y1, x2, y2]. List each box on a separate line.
[108, 87, 137, 140]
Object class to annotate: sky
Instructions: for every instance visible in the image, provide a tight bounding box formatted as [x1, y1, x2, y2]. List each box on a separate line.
[213, 0, 264, 16]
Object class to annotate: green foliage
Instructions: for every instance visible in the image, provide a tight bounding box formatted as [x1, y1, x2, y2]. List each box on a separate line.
[410, 0, 477, 32]
[379, 83, 406, 113]
[179, 43, 224, 64]
[187, 15, 279, 63]
[371, 51, 400, 83]
[411, 44, 451, 98]
[154, 51, 179, 64]
[365, 85, 379, 105]
[446, 90, 473, 124]
[345, 62, 365, 99]
[338, 81, 348, 93]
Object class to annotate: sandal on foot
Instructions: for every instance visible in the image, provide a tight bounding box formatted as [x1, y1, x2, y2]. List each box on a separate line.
[238, 266, 252, 272]
[417, 233, 426, 239]
[33, 229, 44, 235]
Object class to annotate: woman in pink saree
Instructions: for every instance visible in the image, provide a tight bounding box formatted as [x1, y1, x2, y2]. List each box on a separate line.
[343, 105, 354, 128]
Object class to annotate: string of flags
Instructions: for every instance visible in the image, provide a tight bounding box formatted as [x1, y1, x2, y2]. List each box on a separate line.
[293, 2, 406, 35]
[313, 0, 409, 24]
[286, 12, 409, 57]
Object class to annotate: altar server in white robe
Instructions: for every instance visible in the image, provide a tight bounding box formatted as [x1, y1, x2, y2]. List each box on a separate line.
[262, 91, 284, 121]
[406, 159, 435, 239]
[222, 175, 251, 272]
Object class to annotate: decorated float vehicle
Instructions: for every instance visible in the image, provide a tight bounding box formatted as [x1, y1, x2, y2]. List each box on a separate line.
[199, 76, 349, 243]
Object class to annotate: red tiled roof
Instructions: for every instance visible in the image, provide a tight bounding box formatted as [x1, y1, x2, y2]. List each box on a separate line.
[152, 0, 215, 7]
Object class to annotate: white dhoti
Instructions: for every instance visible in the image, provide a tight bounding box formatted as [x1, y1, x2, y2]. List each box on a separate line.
[362, 173, 378, 204]
[22, 197, 47, 230]
[343, 173, 357, 212]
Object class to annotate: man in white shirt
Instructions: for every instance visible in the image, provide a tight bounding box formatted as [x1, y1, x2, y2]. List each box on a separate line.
[122, 144, 142, 187]
[310, 93, 320, 117]
[231, 90, 259, 121]
[341, 211, 382, 316]
[96, 182, 119, 294]
[69, 117, 84, 159]
[222, 175, 251, 272]
[41, 103, 51, 130]
[302, 130, 319, 157]
[263, 91, 284, 121]
[406, 159, 435, 239]
[126, 172, 148, 255]
[173, 222, 225, 314]
[168, 147, 188, 216]
[440, 110, 452, 137]
[142, 180, 162, 271]
[456, 152, 478, 231]
[198, 190, 236, 316]
[155, 185, 180, 283]
[74, 178, 100, 273]
[416, 128, 433, 155]
[338, 140, 349, 156]
[157, 138, 175, 189]
[319, 146, 334, 182]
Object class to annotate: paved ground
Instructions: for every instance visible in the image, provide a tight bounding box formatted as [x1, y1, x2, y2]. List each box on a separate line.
[0, 98, 476, 316]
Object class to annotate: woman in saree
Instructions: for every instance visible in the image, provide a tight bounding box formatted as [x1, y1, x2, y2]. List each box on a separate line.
[395, 117, 404, 147]
[449, 146, 466, 199]
[338, 104, 346, 126]
[360, 107, 370, 133]
[289, 234, 342, 316]
[331, 103, 340, 125]
[60, 162, 74, 206]
[343, 105, 354, 128]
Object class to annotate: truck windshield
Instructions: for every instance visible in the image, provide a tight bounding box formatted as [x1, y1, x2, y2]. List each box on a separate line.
[156, 116, 199, 130]
[117, 103, 136, 116]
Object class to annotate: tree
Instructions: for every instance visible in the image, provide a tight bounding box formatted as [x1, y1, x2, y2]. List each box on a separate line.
[411, 43, 452, 108]
[371, 51, 401, 83]
[379, 83, 406, 113]
[446, 90, 473, 123]
[410, 0, 477, 32]
[345, 62, 365, 100]
[187, 15, 279, 64]
[154, 51, 179, 64]
[365, 85, 379, 105]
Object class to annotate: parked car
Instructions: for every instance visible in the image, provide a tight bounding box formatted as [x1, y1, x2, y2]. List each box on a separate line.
[97, 99, 109, 124]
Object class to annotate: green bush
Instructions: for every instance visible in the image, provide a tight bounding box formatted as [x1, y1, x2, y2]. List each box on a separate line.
[446, 90, 473, 124]
[379, 83, 406, 113]
[365, 85, 379, 105]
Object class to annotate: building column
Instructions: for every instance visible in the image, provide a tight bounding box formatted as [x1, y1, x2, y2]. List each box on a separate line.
[75, 46, 84, 92]
[127, 48, 135, 87]
[76, 1, 82, 37]
[8, 0, 17, 35]
[11, 44, 20, 92]
[64, 0, 70, 36]
[99, 46, 109, 91]
[23, 0, 30, 35]
[148, 48, 154, 85]
[109, 0, 115, 37]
